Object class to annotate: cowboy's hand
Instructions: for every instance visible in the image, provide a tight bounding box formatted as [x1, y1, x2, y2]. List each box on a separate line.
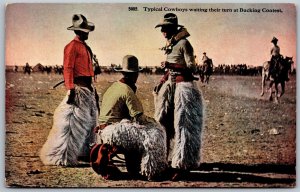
[153, 83, 163, 94]
[66, 88, 76, 105]
[93, 125, 100, 133]
[144, 116, 156, 124]
[135, 114, 156, 125]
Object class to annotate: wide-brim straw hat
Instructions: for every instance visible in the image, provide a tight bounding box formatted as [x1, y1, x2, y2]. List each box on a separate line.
[271, 37, 278, 43]
[67, 14, 95, 33]
[155, 13, 183, 28]
[114, 55, 143, 72]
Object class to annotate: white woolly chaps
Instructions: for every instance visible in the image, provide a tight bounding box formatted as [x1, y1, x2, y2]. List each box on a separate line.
[96, 119, 168, 180]
[154, 80, 204, 170]
[39, 86, 99, 166]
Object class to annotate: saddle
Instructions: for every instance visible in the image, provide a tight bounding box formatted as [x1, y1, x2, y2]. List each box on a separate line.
[90, 143, 142, 180]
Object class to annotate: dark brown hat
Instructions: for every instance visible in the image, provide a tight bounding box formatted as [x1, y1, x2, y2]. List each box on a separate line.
[114, 55, 143, 72]
[271, 37, 278, 43]
[155, 13, 183, 28]
[67, 14, 95, 33]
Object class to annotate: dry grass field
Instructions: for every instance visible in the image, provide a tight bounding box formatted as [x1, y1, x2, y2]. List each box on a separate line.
[5, 72, 296, 188]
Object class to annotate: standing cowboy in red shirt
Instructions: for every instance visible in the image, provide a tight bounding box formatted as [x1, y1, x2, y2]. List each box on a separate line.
[40, 14, 99, 166]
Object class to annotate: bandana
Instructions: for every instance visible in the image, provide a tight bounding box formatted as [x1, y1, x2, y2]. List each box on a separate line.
[160, 27, 190, 55]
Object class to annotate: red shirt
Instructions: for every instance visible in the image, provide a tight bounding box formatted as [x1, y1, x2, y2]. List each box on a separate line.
[63, 36, 94, 90]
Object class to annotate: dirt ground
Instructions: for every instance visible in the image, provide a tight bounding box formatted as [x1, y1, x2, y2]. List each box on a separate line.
[5, 72, 296, 188]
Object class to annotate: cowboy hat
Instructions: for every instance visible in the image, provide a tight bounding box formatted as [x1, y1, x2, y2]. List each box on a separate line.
[114, 55, 143, 72]
[155, 13, 183, 28]
[67, 14, 95, 33]
[271, 37, 278, 43]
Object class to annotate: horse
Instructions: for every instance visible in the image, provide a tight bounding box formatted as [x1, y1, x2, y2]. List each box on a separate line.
[199, 58, 213, 84]
[260, 56, 293, 103]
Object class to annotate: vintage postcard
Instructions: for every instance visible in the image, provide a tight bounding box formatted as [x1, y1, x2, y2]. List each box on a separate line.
[5, 3, 296, 188]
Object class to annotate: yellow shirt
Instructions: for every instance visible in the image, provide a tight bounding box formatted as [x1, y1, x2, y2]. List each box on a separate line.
[99, 81, 143, 124]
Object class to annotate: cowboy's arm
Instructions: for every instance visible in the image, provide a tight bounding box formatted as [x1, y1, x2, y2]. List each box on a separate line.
[63, 43, 76, 90]
[126, 92, 143, 118]
[183, 40, 197, 73]
[63, 43, 76, 104]
[124, 90, 152, 125]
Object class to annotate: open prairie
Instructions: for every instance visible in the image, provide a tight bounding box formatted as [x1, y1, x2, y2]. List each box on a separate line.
[5, 72, 296, 188]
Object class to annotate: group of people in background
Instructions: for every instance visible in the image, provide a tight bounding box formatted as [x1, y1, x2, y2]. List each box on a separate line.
[15, 37, 290, 80]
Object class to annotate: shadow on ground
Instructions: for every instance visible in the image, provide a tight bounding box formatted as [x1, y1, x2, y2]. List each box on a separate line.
[92, 162, 296, 184]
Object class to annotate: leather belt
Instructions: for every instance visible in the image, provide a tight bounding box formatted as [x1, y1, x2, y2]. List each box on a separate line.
[74, 76, 92, 88]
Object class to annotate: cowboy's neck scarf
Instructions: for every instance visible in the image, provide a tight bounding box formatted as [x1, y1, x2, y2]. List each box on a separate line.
[160, 27, 190, 55]
[119, 78, 137, 93]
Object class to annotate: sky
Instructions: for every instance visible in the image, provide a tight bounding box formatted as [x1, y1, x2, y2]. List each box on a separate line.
[5, 3, 297, 67]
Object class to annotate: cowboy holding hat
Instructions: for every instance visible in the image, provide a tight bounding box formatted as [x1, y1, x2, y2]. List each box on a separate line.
[40, 14, 100, 166]
[153, 13, 204, 180]
[91, 55, 168, 180]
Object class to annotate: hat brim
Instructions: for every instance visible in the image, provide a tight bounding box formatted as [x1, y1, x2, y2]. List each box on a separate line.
[114, 67, 143, 72]
[155, 22, 183, 28]
[67, 22, 95, 33]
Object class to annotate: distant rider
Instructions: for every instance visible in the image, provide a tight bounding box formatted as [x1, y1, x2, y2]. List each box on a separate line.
[269, 37, 289, 81]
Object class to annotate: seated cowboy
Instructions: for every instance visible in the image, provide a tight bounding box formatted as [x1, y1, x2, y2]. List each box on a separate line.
[91, 55, 168, 181]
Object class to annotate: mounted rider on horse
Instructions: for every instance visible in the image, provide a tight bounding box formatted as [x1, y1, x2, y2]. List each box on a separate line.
[260, 37, 293, 102]
[199, 52, 213, 83]
[202, 53, 213, 76]
[268, 37, 289, 82]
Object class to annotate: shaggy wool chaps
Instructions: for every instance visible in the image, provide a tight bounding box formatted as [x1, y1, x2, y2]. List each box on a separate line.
[39, 86, 99, 166]
[96, 119, 168, 180]
[154, 80, 204, 170]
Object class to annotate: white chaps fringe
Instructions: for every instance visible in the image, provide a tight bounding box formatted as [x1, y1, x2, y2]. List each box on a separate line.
[96, 119, 168, 180]
[40, 86, 99, 166]
[154, 80, 204, 170]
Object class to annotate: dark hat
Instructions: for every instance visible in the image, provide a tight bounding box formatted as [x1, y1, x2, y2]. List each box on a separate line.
[114, 55, 143, 72]
[67, 14, 95, 33]
[155, 13, 183, 28]
[271, 37, 278, 43]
